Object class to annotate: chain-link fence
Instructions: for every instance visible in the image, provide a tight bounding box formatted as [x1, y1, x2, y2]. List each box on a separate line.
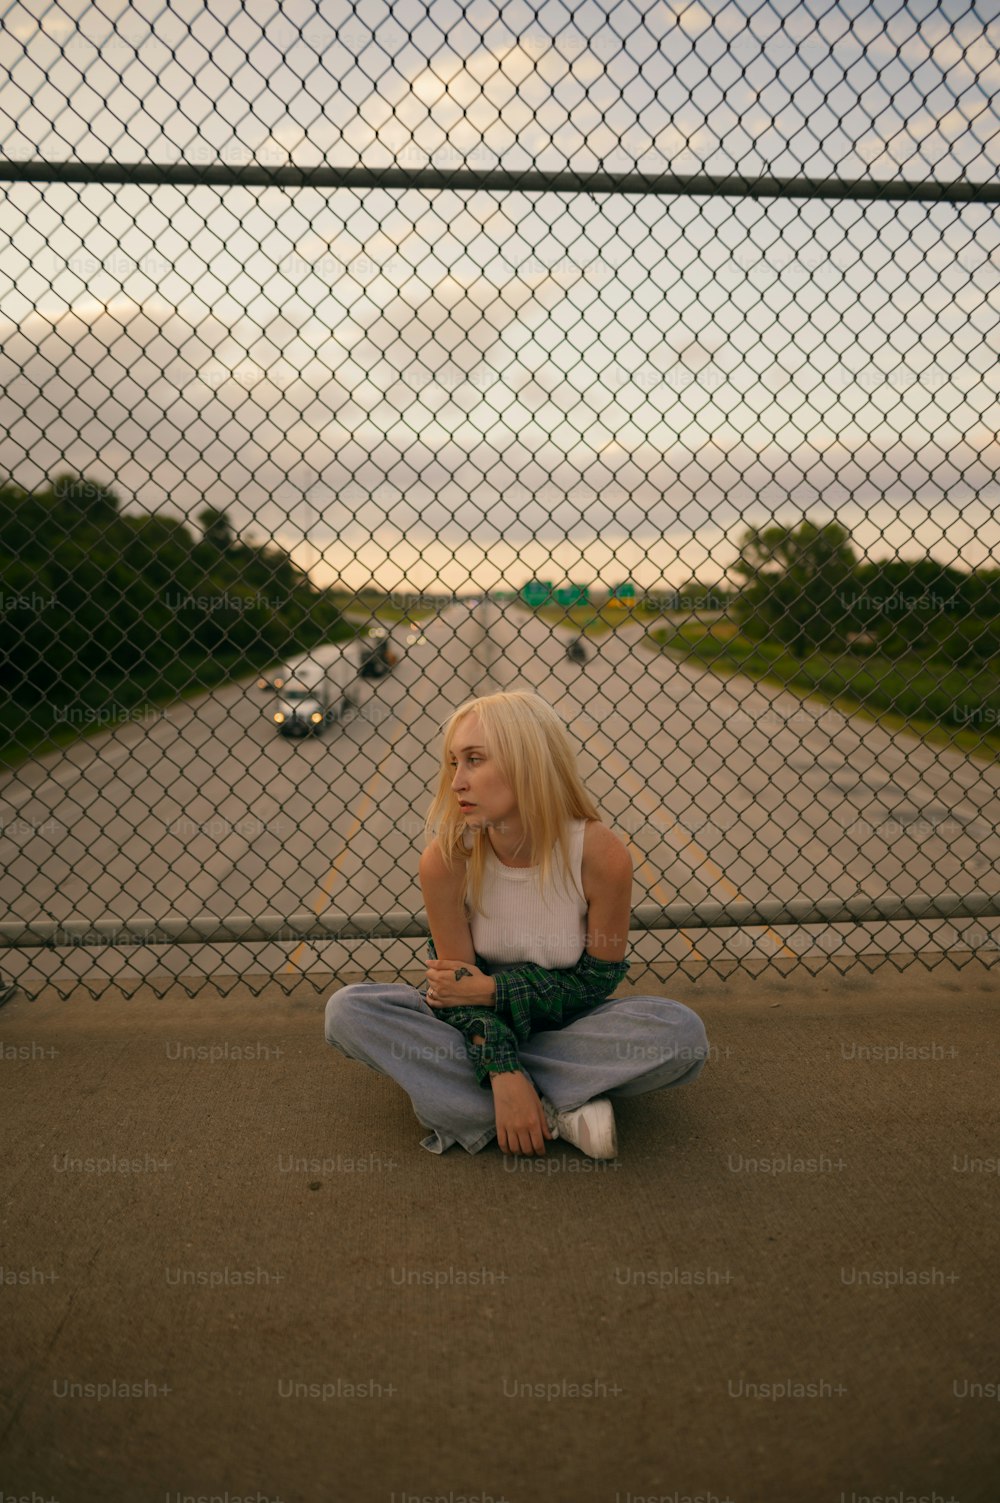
[1, 1, 999, 1000]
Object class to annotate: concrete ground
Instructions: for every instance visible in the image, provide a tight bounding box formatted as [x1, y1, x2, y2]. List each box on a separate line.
[1, 950, 998, 1503]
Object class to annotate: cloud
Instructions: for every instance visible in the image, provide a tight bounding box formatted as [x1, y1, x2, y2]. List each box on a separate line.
[4, 280, 998, 536]
[3, 5, 999, 593]
[2, 287, 997, 596]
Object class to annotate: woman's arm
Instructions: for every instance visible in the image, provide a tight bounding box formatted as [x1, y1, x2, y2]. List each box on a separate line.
[418, 837, 522, 1086]
[418, 836, 477, 964]
[580, 821, 633, 959]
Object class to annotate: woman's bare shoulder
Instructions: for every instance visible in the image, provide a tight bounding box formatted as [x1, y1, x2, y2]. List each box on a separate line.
[419, 834, 441, 862]
[419, 834, 465, 884]
[419, 834, 447, 872]
[582, 820, 632, 876]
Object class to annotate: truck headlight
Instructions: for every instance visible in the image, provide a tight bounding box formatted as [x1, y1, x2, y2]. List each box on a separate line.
[274, 712, 284, 724]
[310, 712, 322, 723]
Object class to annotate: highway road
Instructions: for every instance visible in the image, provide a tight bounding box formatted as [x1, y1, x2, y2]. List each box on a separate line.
[1, 601, 998, 995]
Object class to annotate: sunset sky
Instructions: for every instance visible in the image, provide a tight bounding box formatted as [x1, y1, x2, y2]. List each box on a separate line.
[2, 0, 999, 590]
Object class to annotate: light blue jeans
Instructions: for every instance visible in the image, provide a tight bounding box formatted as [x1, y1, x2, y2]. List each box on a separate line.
[323, 981, 709, 1155]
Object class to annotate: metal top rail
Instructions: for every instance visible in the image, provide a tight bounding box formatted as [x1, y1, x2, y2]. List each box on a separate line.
[4, 159, 1000, 204]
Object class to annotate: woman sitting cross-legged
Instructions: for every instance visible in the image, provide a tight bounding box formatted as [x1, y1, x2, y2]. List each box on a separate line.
[324, 690, 709, 1158]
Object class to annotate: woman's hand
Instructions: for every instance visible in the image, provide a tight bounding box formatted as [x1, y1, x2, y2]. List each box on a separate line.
[424, 959, 496, 1009]
[490, 1072, 554, 1156]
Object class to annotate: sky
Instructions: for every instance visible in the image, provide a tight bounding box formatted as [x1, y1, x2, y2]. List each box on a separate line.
[1, 0, 999, 592]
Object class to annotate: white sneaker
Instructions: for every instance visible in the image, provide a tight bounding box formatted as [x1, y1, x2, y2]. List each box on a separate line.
[541, 1095, 618, 1159]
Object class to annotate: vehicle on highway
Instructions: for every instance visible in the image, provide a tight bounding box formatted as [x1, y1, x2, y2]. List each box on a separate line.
[271, 649, 358, 736]
[566, 636, 588, 664]
[260, 645, 345, 695]
[260, 629, 400, 692]
[292, 634, 399, 681]
[358, 629, 398, 679]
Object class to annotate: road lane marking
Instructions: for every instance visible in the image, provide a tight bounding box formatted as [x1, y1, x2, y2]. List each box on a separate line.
[577, 722, 799, 960]
[627, 844, 705, 961]
[282, 714, 412, 974]
[486, 610, 800, 957]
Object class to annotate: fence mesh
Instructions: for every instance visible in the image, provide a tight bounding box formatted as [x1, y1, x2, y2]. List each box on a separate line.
[1, 1, 999, 999]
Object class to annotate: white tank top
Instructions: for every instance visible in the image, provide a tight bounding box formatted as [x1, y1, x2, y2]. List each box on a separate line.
[465, 818, 589, 969]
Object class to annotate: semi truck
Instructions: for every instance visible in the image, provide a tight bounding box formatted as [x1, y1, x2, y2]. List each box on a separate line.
[358, 628, 398, 678]
[271, 646, 359, 736]
[259, 631, 399, 692]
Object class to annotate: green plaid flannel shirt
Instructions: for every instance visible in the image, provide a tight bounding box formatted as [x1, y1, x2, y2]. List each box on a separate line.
[423, 937, 630, 1088]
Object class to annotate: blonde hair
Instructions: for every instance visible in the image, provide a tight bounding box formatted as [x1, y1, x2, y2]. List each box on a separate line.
[424, 691, 599, 920]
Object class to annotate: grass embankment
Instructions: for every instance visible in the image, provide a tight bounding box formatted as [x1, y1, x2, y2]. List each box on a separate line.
[338, 602, 440, 627]
[0, 628, 356, 771]
[528, 602, 636, 635]
[649, 620, 999, 761]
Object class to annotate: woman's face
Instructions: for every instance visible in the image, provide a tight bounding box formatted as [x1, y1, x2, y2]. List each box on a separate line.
[448, 713, 517, 833]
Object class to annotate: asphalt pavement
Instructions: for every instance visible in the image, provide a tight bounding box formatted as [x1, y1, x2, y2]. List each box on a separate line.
[2, 601, 998, 992]
[0, 949, 998, 1502]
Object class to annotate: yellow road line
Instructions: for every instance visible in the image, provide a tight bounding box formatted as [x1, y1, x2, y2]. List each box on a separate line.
[587, 726, 799, 960]
[628, 843, 705, 961]
[282, 715, 412, 974]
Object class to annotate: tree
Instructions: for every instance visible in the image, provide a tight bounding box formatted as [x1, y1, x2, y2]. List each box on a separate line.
[730, 518, 858, 659]
[197, 506, 234, 552]
[51, 473, 121, 526]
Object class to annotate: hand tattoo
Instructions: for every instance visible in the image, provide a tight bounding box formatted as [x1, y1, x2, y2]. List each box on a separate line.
[454, 967, 472, 981]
